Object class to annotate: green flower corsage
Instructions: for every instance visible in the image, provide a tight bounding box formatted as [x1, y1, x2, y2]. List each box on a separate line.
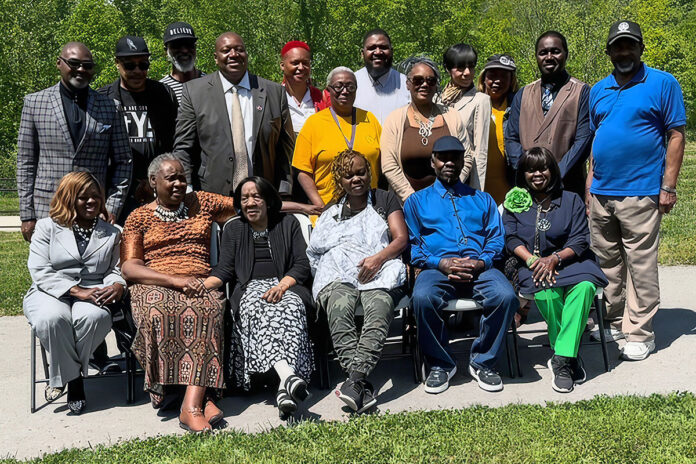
[503, 187, 532, 213]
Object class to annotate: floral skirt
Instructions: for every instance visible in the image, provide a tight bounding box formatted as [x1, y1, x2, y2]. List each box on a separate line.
[230, 278, 314, 390]
[130, 284, 226, 394]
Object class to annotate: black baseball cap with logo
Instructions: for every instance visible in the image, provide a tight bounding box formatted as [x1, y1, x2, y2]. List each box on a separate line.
[482, 54, 517, 72]
[607, 20, 643, 46]
[115, 36, 150, 57]
[163, 22, 198, 45]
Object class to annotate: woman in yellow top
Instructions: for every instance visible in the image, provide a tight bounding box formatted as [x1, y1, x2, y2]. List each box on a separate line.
[292, 67, 382, 209]
[477, 54, 519, 205]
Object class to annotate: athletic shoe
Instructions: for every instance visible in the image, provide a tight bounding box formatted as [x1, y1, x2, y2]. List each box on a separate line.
[590, 327, 625, 342]
[569, 355, 586, 384]
[548, 355, 574, 393]
[424, 366, 457, 394]
[336, 379, 363, 411]
[621, 340, 656, 361]
[357, 380, 378, 413]
[468, 364, 503, 392]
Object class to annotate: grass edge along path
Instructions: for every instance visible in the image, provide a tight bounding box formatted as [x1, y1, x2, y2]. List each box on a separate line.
[3, 392, 695, 464]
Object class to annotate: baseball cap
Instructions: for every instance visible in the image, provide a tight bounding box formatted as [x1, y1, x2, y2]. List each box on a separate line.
[432, 136, 465, 154]
[163, 22, 198, 44]
[115, 36, 150, 57]
[482, 54, 516, 72]
[607, 20, 643, 46]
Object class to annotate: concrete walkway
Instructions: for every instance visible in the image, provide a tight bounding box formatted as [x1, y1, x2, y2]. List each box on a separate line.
[0, 216, 21, 232]
[1, 266, 695, 461]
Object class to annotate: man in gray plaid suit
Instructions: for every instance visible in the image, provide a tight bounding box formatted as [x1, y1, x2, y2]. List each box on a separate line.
[17, 42, 132, 241]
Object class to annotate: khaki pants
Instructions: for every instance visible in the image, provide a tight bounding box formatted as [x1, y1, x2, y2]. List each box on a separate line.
[589, 194, 661, 342]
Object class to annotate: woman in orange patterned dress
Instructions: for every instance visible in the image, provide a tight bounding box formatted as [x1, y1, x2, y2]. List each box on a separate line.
[121, 154, 236, 432]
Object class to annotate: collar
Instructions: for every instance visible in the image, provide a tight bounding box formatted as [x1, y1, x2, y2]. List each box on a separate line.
[433, 178, 470, 198]
[607, 62, 647, 89]
[540, 70, 569, 90]
[366, 68, 392, 87]
[220, 70, 251, 92]
[59, 80, 89, 100]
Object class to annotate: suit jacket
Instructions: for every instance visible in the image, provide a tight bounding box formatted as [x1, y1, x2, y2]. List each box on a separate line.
[26, 217, 126, 299]
[16, 83, 133, 221]
[173, 71, 295, 196]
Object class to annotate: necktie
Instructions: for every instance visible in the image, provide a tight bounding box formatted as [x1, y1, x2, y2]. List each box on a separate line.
[230, 86, 249, 190]
[541, 84, 554, 115]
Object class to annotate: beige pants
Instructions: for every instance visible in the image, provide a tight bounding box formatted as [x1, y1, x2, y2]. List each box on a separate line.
[589, 194, 661, 343]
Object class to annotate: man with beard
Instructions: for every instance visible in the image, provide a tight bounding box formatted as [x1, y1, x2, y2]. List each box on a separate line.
[173, 32, 294, 197]
[16, 41, 131, 241]
[160, 22, 205, 103]
[403, 136, 518, 394]
[504, 31, 591, 196]
[99, 36, 178, 223]
[354, 28, 410, 124]
[587, 21, 686, 361]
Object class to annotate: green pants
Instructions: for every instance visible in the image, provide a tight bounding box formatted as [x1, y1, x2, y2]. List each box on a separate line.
[317, 281, 394, 376]
[534, 281, 596, 358]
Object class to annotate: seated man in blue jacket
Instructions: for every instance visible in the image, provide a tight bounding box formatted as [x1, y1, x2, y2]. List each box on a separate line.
[403, 136, 518, 394]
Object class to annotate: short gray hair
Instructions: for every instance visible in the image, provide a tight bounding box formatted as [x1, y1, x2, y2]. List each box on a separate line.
[399, 56, 441, 84]
[147, 153, 181, 179]
[326, 66, 355, 87]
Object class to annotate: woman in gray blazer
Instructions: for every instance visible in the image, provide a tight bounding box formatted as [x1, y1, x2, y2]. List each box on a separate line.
[24, 171, 126, 415]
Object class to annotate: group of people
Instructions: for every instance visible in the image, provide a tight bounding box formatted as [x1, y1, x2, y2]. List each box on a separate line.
[19, 19, 686, 432]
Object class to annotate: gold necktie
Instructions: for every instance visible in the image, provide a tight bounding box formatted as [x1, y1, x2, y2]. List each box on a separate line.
[230, 86, 249, 190]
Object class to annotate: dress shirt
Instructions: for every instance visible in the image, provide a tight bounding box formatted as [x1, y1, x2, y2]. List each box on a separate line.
[58, 81, 88, 149]
[354, 67, 410, 125]
[220, 71, 254, 167]
[403, 179, 504, 271]
[287, 87, 316, 134]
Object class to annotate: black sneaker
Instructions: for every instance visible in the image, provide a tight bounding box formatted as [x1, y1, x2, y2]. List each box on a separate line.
[357, 380, 378, 413]
[336, 379, 363, 412]
[424, 366, 456, 394]
[67, 377, 86, 415]
[468, 364, 503, 392]
[548, 355, 574, 393]
[569, 355, 586, 384]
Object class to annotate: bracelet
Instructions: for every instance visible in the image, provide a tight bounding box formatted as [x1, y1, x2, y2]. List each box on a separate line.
[526, 255, 540, 268]
[552, 251, 563, 268]
[660, 185, 677, 194]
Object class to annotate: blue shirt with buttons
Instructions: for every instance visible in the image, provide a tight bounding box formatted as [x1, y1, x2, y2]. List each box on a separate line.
[589, 63, 686, 196]
[403, 179, 505, 271]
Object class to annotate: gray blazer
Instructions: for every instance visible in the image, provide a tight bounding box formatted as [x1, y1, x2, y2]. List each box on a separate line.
[16, 83, 133, 221]
[173, 71, 294, 196]
[25, 217, 126, 299]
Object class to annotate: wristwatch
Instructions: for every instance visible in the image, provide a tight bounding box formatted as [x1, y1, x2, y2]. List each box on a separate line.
[661, 185, 677, 194]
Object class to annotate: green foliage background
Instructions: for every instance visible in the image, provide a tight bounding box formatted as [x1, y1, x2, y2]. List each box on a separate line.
[0, 0, 694, 173]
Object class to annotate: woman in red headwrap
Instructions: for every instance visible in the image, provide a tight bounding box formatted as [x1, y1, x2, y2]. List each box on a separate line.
[280, 40, 330, 135]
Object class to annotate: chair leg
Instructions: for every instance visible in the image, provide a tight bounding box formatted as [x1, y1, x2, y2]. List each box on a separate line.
[30, 327, 36, 414]
[504, 329, 514, 378]
[511, 321, 522, 377]
[126, 352, 134, 404]
[595, 296, 611, 372]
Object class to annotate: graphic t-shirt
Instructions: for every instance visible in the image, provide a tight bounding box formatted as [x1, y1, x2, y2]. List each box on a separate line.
[117, 88, 156, 174]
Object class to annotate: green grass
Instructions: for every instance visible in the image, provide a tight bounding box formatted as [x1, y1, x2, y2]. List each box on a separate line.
[0, 232, 31, 317]
[0, 195, 19, 214]
[2, 393, 695, 463]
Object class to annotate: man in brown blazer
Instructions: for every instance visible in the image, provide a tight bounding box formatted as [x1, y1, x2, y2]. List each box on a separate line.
[504, 31, 591, 196]
[173, 32, 294, 196]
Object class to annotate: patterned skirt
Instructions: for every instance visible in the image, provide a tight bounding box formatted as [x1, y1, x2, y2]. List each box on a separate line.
[230, 278, 314, 390]
[130, 284, 226, 394]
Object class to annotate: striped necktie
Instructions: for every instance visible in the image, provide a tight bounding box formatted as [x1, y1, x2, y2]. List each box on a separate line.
[541, 83, 554, 115]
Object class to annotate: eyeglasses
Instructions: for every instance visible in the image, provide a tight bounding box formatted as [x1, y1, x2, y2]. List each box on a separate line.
[120, 61, 150, 71]
[59, 56, 95, 70]
[329, 82, 357, 93]
[408, 76, 438, 87]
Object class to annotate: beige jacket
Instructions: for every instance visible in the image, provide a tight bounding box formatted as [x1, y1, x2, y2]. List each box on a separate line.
[449, 88, 491, 191]
[380, 104, 470, 203]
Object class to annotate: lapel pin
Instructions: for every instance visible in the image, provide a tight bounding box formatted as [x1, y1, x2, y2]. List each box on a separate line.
[256, 105, 263, 111]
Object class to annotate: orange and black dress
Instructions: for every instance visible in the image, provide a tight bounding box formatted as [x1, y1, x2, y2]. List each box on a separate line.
[121, 191, 235, 395]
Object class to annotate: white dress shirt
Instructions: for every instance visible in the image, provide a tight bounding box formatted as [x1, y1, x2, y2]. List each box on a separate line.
[219, 71, 254, 167]
[287, 88, 316, 134]
[354, 67, 411, 125]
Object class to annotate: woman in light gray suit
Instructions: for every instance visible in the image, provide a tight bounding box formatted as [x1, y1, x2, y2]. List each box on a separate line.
[24, 171, 126, 415]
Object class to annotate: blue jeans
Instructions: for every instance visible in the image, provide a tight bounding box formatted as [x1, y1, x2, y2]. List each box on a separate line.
[411, 268, 518, 372]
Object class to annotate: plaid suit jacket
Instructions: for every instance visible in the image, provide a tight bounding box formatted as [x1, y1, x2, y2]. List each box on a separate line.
[16, 83, 132, 221]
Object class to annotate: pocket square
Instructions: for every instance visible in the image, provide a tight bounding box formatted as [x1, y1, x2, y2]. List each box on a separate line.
[96, 124, 112, 134]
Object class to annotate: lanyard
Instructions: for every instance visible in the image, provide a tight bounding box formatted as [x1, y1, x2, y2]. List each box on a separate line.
[329, 107, 356, 150]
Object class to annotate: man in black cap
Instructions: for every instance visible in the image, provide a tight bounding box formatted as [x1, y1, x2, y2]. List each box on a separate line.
[403, 135, 518, 394]
[99, 35, 178, 223]
[587, 20, 686, 361]
[160, 22, 205, 103]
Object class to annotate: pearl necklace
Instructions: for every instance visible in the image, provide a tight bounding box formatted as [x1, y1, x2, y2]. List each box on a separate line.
[73, 218, 98, 242]
[154, 201, 189, 222]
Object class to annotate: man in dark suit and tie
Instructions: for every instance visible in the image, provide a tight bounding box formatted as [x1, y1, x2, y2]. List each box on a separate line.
[173, 32, 294, 197]
[16, 42, 132, 241]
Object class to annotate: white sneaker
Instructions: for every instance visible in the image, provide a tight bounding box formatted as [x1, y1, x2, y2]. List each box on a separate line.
[590, 327, 625, 342]
[621, 341, 656, 361]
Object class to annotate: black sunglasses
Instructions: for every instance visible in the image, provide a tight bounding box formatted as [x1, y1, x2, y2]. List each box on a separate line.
[120, 60, 150, 71]
[408, 76, 438, 87]
[59, 56, 95, 70]
[329, 82, 357, 93]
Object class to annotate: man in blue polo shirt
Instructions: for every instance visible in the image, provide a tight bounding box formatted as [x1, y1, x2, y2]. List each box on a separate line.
[404, 136, 518, 394]
[587, 20, 686, 361]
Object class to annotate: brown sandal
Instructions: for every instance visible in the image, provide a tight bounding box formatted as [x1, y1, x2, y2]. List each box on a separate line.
[203, 399, 224, 425]
[179, 407, 212, 432]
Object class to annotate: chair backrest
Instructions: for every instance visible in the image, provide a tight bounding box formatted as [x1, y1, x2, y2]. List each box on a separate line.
[293, 213, 313, 245]
[210, 217, 240, 266]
